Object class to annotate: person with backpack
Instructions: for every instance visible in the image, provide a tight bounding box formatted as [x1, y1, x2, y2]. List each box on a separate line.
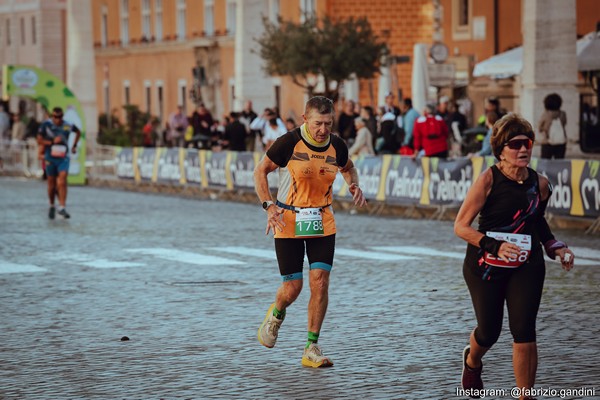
[537, 93, 567, 159]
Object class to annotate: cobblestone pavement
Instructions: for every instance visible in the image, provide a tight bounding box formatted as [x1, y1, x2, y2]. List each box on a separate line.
[0, 177, 598, 400]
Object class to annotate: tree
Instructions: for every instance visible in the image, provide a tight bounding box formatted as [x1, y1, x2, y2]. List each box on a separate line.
[256, 15, 386, 100]
[98, 104, 152, 146]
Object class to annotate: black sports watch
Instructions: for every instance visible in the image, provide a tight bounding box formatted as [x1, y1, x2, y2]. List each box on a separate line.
[262, 200, 275, 211]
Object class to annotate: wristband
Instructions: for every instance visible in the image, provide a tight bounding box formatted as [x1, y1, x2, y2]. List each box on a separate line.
[544, 239, 567, 259]
[479, 236, 503, 257]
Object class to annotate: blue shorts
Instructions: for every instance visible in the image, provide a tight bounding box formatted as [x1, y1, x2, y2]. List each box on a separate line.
[45, 157, 70, 177]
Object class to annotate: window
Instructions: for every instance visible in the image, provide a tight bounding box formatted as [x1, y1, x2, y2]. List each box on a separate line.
[123, 81, 131, 121]
[178, 80, 187, 114]
[120, 0, 129, 46]
[141, 0, 151, 40]
[6, 19, 11, 46]
[458, 0, 469, 27]
[31, 16, 36, 45]
[268, 0, 280, 25]
[204, 0, 214, 36]
[226, 0, 236, 35]
[274, 85, 281, 113]
[300, 0, 315, 23]
[176, 0, 186, 40]
[144, 81, 152, 114]
[124, 81, 131, 105]
[103, 80, 110, 117]
[155, 0, 163, 41]
[20, 17, 25, 45]
[156, 82, 164, 123]
[452, 0, 472, 40]
[101, 6, 108, 47]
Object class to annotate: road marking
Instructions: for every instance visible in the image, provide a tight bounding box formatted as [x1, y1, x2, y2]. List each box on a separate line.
[47, 253, 94, 262]
[82, 260, 146, 269]
[0, 261, 46, 274]
[126, 248, 244, 265]
[210, 246, 276, 260]
[335, 248, 418, 261]
[570, 247, 600, 262]
[545, 257, 599, 267]
[214, 246, 419, 261]
[371, 246, 465, 259]
[47, 253, 146, 269]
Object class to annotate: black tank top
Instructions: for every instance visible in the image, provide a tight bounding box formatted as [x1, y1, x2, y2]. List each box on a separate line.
[465, 165, 544, 275]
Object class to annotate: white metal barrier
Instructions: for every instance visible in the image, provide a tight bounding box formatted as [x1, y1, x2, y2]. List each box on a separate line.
[0, 139, 43, 177]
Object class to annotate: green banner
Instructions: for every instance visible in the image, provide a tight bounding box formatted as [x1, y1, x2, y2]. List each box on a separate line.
[2, 64, 86, 184]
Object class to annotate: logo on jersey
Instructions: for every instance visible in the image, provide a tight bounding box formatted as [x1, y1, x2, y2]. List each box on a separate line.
[319, 166, 335, 175]
[291, 152, 310, 161]
[325, 155, 338, 166]
[311, 154, 325, 159]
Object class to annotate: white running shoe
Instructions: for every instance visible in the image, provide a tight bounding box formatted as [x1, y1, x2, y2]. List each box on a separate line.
[301, 343, 333, 368]
[257, 303, 283, 348]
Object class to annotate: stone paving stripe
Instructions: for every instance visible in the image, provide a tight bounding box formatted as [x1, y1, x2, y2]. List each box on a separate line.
[545, 256, 599, 266]
[126, 248, 245, 265]
[335, 248, 419, 260]
[210, 246, 277, 259]
[569, 246, 600, 260]
[47, 253, 95, 262]
[0, 261, 46, 274]
[371, 245, 465, 259]
[81, 260, 146, 269]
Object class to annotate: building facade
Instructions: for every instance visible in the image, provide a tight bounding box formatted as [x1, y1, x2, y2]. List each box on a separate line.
[1, 0, 597, 141]
[91, 0, 436, 128]
[0, 0, 67, 116]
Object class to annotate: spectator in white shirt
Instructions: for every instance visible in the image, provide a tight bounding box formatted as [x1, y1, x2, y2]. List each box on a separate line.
[250, 108, 287, 151]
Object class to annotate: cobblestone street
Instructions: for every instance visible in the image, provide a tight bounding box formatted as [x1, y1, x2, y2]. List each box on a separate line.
[1, 177, 598, 399]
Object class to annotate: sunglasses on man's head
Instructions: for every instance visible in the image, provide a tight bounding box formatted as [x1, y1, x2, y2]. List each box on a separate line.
[52, 114, 63, 119]
[504, 138, 533, 150]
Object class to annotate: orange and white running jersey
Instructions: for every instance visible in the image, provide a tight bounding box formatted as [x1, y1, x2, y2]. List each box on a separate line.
[266, 125, 349, 239]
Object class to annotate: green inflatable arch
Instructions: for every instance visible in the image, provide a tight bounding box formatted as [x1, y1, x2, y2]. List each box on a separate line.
[2, 64, 86, 184]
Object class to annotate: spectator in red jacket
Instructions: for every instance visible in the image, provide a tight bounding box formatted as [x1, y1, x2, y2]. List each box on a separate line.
[412, 104, 449, 158]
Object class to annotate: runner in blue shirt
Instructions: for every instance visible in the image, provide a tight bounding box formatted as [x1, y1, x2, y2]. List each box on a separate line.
[37, 107, 81, 219]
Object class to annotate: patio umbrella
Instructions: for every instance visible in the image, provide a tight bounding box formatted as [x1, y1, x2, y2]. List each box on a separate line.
[411, 43, 431, 113]
[578, 31, 600, 71]
[377, 65, 391, 108]
[473, 31, 600, 78]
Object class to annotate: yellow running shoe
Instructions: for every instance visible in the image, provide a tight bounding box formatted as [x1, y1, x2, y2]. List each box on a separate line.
[257, 303, 283, 348]
[301, 343, 334, 368]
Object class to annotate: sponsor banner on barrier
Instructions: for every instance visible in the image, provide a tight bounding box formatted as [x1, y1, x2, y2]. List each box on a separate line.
[111, 147, 600, 219]
[537, 159, 573, 216]
[384, 155, 424, 205]
[136, 147, 157, 182]
[230, 152, 257, 190]
[579, 160, 600, 217]
[116, 147, 135, 180]
[426, 157, 474, 205]
[537, 159, 600, 217]
[184, 149, 201, 185]
[338, 155, 387, 201]
[201, 150, 231, 189]
[155, 148, 183, 184]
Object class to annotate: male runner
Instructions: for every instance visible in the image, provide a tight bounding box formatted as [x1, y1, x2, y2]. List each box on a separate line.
[254, 96, 366, 367]
[37, 107, 80, 219]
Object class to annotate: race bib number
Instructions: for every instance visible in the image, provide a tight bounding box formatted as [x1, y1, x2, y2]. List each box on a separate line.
[295, 208, 324, 237]
[50, 144, 68, 158]
[484, 232, 531, 268]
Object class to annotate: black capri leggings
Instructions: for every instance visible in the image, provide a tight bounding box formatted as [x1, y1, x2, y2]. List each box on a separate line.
[463, 258, 545, 347]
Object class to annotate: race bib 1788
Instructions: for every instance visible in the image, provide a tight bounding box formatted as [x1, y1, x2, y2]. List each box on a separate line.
[295, 208, 324, 237]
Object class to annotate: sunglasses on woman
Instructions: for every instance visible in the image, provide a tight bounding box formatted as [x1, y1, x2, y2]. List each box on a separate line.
[504, 138, 533, 150]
